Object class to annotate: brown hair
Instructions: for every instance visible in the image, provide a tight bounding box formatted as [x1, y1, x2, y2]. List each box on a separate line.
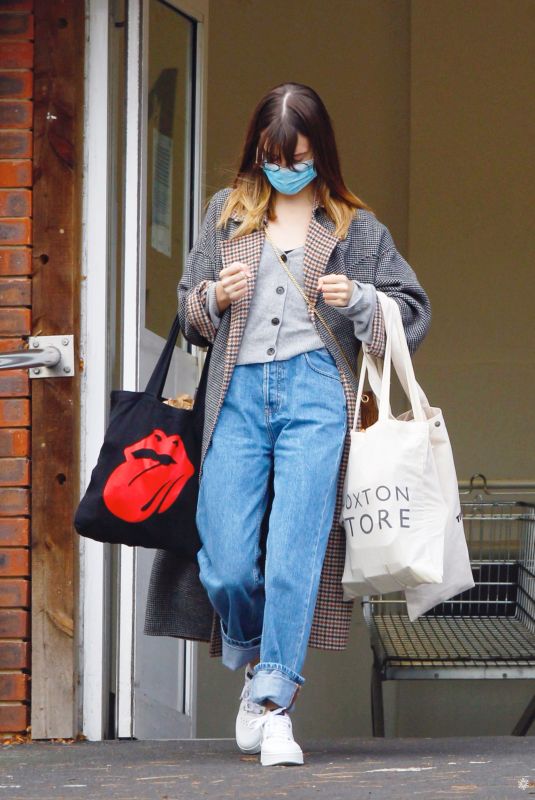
[218, 82, 373, 239]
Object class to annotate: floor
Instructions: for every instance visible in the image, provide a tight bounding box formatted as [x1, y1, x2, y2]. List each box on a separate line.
[1, 736, 534, 800]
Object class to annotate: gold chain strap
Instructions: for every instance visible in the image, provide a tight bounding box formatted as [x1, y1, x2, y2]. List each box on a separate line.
[263, 225, 363, 385]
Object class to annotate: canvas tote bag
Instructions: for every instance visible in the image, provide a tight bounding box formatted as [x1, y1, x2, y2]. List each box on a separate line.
[74, 314, 211, 557]
[340, 292, 449, 597]
[364, 293, 475, 619]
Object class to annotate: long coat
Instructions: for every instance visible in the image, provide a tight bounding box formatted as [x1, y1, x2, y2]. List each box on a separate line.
[144, 188, 432, 656]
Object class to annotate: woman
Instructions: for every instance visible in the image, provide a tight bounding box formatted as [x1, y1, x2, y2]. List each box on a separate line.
[146, 83, 431, 766]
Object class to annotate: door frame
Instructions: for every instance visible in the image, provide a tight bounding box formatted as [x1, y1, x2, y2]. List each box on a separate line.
[80, 0, 113, 741]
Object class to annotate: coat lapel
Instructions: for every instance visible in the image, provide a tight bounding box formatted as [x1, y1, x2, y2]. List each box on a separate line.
[217, 229, 265, 418]
[303, 215, 339, 318]
[220, 229, 265, 336]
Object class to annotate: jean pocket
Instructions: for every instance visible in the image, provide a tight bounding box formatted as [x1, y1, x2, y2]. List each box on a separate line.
[303, 347, 341, 381]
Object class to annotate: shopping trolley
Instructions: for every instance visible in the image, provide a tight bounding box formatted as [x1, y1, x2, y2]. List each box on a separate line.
[362, 488, 535, 736]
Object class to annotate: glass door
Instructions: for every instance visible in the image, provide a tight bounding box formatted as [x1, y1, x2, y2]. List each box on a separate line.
[117, 0, 207, 739]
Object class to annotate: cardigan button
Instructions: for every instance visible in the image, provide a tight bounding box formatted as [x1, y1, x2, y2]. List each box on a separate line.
[267, 347, 275, 355]
[271, 317, 280, 325]
[280, 253, 288, 263]
[276, 286, 285, 294]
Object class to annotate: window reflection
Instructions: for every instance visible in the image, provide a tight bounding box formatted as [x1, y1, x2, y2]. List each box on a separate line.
[146, 0, 194, 345]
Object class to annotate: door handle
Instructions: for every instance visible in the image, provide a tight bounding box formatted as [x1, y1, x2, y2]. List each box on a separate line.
[0, 335, 75, 378]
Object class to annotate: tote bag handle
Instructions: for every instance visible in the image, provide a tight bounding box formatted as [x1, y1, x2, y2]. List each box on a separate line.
[352, 294, 426, 431]
[353, 307, 395, 430]
[145, 313, 212, 404]
[366, 293, 432, 412]
[387, 296, 431, 409]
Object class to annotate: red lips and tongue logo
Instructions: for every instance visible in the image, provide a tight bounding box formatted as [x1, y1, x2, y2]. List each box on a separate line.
[103, 429, 194, 522]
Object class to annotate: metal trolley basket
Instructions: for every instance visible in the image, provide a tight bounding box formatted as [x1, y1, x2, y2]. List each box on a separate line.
[362, 493, 535, 736]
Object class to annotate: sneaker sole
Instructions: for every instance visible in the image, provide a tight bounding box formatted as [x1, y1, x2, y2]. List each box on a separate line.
[261, 751, 304, 767]
[236, 740, 262, 755]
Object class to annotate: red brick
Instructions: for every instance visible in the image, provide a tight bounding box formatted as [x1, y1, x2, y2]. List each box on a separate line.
[0, 704, 29, 733]
[0, 307, 30, 335]
[0, 339, 26, 353]
[0, 488, 28, 516]
[0, 362, 29, 392]
[0, 609, 29, 638]
[0, 190, 31, 217]
[0, 161, 32, 187]
[0, 548, 29, 576]
[0, 429, 29, 457]
[0, 458, 29, 487]
[0, 673, 29, 701]
[0, 100, 32, 129]
[0, 218, 31, 245]
[0, 159, 33, 188]
[0, 71, 32, 101]
[0, 14, 34, 41]
[0, 519, 29, 545]
[0, 276, 30, 305]
[0, 640, 28, 669]
[0, 578, 29, 607]
[0, 249, 31, 275]
[1, 2, 33, 13]
[0, 42, 33, 69]
[0, 370, 29, 397]
[0, 399, 29, 426]
[0, 130, 31, 158]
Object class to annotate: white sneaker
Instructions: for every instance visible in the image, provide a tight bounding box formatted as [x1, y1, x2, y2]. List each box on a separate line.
[235, 664, 265, 754]
[251, 707, 304, 767]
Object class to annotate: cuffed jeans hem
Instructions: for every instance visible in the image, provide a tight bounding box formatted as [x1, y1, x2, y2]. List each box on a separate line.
[249, 665, 305, 711]
[220, 623, 261, 671]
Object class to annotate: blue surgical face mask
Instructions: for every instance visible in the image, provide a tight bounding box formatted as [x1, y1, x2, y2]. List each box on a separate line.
[262, 159, 317, 195]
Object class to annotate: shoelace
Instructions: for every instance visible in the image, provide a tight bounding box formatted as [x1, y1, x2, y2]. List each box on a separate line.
[250, 707, 292, 738]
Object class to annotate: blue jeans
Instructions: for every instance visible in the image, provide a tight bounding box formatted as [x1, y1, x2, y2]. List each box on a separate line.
[195, 347, 347, 710]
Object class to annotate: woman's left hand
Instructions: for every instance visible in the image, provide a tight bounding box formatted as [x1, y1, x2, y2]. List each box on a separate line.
[317, 274, 353, 307]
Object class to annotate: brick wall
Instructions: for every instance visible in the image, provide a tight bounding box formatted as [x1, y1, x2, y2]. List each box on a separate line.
[0, 1, 34, 737]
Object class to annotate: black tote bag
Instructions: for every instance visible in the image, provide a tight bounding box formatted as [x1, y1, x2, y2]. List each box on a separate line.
[74, 314, 211, 557]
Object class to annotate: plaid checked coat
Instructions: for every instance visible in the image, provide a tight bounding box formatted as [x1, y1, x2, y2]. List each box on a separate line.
[144, 187, 432, 654]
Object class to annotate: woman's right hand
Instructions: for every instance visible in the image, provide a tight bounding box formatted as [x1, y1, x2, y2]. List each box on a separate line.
[214, 262, 252, 312]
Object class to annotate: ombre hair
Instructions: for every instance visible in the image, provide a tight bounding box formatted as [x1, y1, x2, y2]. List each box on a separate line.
[218, 82, 374, 239]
